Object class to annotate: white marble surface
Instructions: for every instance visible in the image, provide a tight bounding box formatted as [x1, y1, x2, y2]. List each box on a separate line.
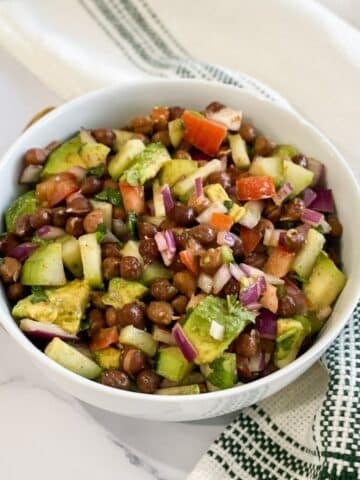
[0, 47, 235, 480]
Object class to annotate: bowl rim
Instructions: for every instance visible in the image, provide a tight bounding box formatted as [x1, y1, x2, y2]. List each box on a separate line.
[1, 77, 359, 403]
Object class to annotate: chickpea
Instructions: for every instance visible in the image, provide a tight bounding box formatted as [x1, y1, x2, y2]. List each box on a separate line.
[66, 193, 91, 215]
[263, 201, 282, 223]
[0, 234, 18, 256]
[150, 279, 177, 301]
[146, 301, 173, 325]
[152, 130, 171, 147]
[90, 291, 106, 309]
[102, 256, 121, 280]
[29, 208, 52, 229]
[118, 302, 145, 329]
[234, 330, 260, 358]
[14, 214, 31, 237]
[83, 208, 104, 233]
[327, 215, 343, 237]
[254, 136, 275, 156]
[190, 224, 216, 245]
[281, 198, 305, 221]
[199, 248, 221, 275]
[221, 277, 240, 296]
[0, 257, 21, 283]
[6, 283, 26, 302]
[285, 228, 305, 252]
[23, 148, 48, 166]
[136, 369, 160, 394]
[207, 171, 231, 190]
[243, 252, 267, 269]
[292, 154, 308, 168]
[119, 256, 142, 280]
[138, 222, 158, 239]
[173, 271, 197, 298]
[172, 228, 190, 250]
[51, 207, 68, 227]
[91, 128, 116, 148]
[169, 106, 184, 120]
[169, 204, 195, 227]
[239, 123, 256, 143]
[129, 115, 153, 135]
[101, 243, 121, 258]
[205, 101, 224, 113]
[122, 349, 146, 376]
[65, 216, 85, 237]
[139, 238, 159, 264]
[103, 178, 119, 190]
[89, 309, 105, 336]
[112, 206, 126, 220]
[171, 295, 188, 314]
[81, 176, 103, 196]
[101, 370, 130, 390]
[105, 306, 119, 327]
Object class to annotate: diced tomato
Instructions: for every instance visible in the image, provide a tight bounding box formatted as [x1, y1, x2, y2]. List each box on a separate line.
[119, 181, 145, 214]
[179, 249, 199, 275]
[260, 283, 278, 313]
[90, 327, 119, 351]
[181, 110, 227, 156]
[264, 246, 295, 278]
[210, 212, 234, 231]
[36, 172, 79, 207]
[236, 176, 276, 201]
[239, 226, 262, 256]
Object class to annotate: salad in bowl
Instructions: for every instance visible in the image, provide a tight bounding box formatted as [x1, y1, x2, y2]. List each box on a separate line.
[0, 101, 346, 396]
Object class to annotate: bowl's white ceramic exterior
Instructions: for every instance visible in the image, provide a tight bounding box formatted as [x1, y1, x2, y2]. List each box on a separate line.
[0, 80, 359, 422]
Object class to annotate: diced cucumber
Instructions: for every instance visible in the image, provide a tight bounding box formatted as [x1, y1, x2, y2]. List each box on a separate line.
[108, 139, 145, 179]
[284, 160, 314, 197]
[120, 240, 143, 264]
[78, 233, 103, 288]
[90, 199, 112, 229]
[102, 278, 148, 309]
[153, 179, 166, 217]
[249, 156, 284, 187]
[160, 159, 197, 186]
[168, 118, 185, 148]
[274, 318, 306, 369]
[45, 337, 102, 379]
[152, 326, 177, 345]
[200, 352, 237, 390]
[229, 134, 250, 169]
[155, 346, 192, 382]
[291, 228, 325, 280]
[21, 243, 66, 286]
[273, 144, 298, 160]
[113, 129, 135, 151]
[119, 325, 158, 356]
[173, 159, 222, 197]
[93, 347, 121, 369]
[155, 385, 200, 395]
[61, 236, 83, 277]
[140, 262, 172, 285]
[304, 252, 346, 310]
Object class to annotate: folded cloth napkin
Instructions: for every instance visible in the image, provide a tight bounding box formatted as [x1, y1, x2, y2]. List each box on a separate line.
[0, 1, 359, 478]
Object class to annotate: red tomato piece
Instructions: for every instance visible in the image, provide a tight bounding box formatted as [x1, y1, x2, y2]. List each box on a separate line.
[240, 226, 262, 256]
[236, 176, 276, 201]
[119, 181, 145, 214]
[90, 327, 119, 351]
[181, 110, 227, 156]
[36, 172, 79, 207]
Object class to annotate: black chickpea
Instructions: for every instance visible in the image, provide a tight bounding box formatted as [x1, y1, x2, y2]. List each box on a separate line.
[83, 209, 103, 233]
[150, 279, 177, 301]
[101, 370, 130, 390]
[171, 295, 188, 314]
[105, 306, 119, 327]
[101, 243, 121, 258]
[169, 204, 195, 227]
[234, 330, 260, 358]
[80, 176, 103, 196]
[190, 224, 216, 245]
[146, 301, 174, 325]
[254, 136, 275, 156]
[29, 208, 52, 229]
[239, 123, 256, 143]
[173, 271, 197, 298]
[23, 148, 48, 166]
[66, 194, 92, 215]
[102, 257, 121, 280]
[118, 302, 145, 329]
[139, 238, 159, 264]
[0, 257, 22, 284]
[91, 128, 116, 148]
[152, 131, 171, 147]
[136, 369, 160, 394]
[90, 291, 106, 309]
[89, 309, 105, 336]
[65, 216, 85, 237]
[14, 214, 31, 237]
[138, 222, 158, 239]
[130, 116, 153, 135]
[285, 229, 305, 252]
[122, 349, 146, 376]
[6, 283, 26, 302]
[51, 207, 68, 227]
[0, 234, 18, 256]
[207, 171, 231, 190]
[120, 256, 142, 280]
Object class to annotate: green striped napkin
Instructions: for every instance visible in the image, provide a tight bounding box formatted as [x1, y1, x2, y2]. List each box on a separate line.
[0, 1, 359, 477]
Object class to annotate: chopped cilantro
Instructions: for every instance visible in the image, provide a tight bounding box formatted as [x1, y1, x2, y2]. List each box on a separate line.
[95, 187, 122, 207]
[86, 164, 105, 178]
[95, 223, 107, 242]
[223, 200, 234, 211]
[30, 286, 48, 304]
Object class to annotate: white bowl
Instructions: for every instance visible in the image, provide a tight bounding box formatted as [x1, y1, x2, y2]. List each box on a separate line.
[0, 79, 359, 422]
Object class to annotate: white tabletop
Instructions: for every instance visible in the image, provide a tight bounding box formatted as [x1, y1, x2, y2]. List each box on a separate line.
[0, 47, 236, 480]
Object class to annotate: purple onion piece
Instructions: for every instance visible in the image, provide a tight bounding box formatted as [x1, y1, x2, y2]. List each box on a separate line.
[172, 323, 197, 361]
[9, 243, 38, 262]
[20, 318, 78, 341]
[302, 188, 317, 207]
[256, 309, 277, 340]
[161, 185, 174, 214]
[309, 188, 334, 212]
[300, 208, 324, 226]
[194, 177, 203, 198]
[36, 225, 66, 240]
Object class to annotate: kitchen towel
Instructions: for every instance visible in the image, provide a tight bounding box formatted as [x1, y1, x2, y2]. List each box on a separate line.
[0, 1, 359, 478]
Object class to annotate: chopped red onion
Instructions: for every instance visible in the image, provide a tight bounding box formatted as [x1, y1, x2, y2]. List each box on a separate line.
[154, 231, 168, 252]
[310, 188, 334, 212]
[229, 263, 246, 281]
[194, 177, 203, 198]
[307, 158, 324, 187]
[20, 165, 42, 184]
[36, 225, 66, 240]
[240, 263, 263, 277]
[79, 128, 96, 144]
[164, 230, 176, 253]
[256, 309, 277, 340]
[67, 166, 87, 182]
[296, 223, 311, 237]
[196, 201, 227, 224]
[206, 107, 242, 131]
[240, 277, 266, 306]
[217, 231, 235, 246]
[198, 272, 213, 294]
[301, 208, 324, 226]
[213, 264, 231, 294]
[9, 243, 38, 262]
[20, 318, 78, 341]
[172, 323, 197, 361]
[302, 188, 317, 207]
[161, 185, 174, 214]
[238, 201, 263, 229]
[273, 182, 293, 206]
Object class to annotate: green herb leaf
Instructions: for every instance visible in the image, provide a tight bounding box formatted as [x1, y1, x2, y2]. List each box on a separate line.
[31, 286, 48, 304]
[223, 200, 234, 211]
[96, 223, 107, 243]
[86, 164, 105, 178]
[126, 211, 138, 240]
[95, 187, 122, 207]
